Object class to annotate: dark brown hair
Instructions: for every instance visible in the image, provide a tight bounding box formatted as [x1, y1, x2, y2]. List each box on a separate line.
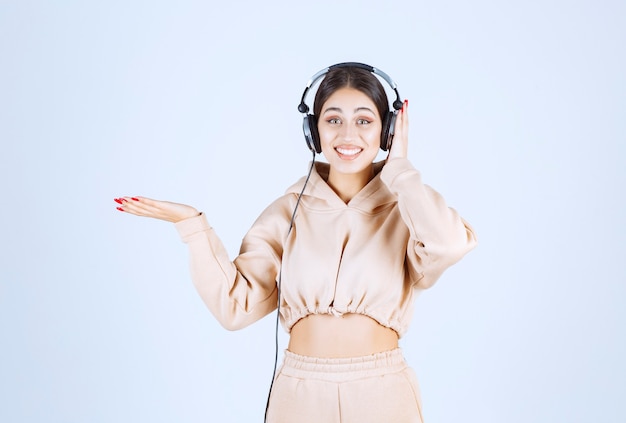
[313, 66, 389, 119]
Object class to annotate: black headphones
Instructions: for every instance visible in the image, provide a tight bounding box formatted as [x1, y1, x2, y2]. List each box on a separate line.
[297, 62, 403, 154]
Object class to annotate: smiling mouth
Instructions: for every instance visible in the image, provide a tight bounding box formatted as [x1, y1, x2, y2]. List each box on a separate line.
[335, 146, 363, 158]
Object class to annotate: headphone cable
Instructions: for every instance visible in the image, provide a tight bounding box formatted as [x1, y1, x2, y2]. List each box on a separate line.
[264, 151, 316, 422]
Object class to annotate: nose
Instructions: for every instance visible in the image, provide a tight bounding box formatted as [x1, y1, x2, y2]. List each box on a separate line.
[339, 122, 357, 141]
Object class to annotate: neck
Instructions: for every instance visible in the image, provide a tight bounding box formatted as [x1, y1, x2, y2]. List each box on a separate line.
[327, 165, 374, 203]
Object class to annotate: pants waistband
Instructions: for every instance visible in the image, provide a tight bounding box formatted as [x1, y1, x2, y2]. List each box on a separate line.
[279, 348, 408, 382]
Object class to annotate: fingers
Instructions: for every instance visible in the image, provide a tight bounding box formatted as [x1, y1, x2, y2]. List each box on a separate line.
[114, 196, 155, 218]
[395, 99, 409, 136]
[388, 99, 409, 160]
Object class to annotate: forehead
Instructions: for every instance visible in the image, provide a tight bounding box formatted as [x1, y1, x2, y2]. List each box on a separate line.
[322, 88, 377, 110]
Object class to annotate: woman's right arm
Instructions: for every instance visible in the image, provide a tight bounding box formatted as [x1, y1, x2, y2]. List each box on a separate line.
[114, 196, 289, 330]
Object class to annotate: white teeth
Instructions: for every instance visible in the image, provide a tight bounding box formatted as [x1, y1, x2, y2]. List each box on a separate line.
[336, 147, 362, 156]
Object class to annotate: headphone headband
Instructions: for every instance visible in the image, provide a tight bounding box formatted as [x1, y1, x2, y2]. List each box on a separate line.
[297, 62, 403, 114]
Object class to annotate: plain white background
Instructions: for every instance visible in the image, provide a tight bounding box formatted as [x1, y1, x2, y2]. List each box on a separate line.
[1, 1, 624, 422]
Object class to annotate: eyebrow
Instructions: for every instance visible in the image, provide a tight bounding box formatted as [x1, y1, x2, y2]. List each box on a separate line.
[322, 106, 376, 114]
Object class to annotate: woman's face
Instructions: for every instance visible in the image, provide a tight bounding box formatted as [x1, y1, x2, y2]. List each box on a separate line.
[318, 87, 382, 178]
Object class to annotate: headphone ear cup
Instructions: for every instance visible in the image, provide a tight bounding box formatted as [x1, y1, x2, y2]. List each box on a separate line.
[380, 111, 397, 151]
[303, 114, 321, 153]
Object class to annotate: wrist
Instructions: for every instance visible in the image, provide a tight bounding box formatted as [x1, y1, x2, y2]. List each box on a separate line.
[172, 209, 201, 223]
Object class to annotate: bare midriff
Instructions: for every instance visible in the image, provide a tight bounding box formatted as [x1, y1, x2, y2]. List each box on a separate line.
[288, 313, 399, 358]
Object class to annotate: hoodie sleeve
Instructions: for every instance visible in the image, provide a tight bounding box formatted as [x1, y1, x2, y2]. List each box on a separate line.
[380, 158, 477, 289]
[175, 198, 292, 330]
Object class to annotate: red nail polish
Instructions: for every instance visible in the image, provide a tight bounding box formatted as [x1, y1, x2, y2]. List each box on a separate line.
[116, 207, 124, 212]
[131, 197, 139, 201]
[114, 198, 123, 204]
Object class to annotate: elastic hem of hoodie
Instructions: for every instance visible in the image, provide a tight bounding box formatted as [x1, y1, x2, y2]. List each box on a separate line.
[281, 308, 407, 338]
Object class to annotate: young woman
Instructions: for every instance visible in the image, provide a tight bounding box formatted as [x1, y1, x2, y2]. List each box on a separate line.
[115, 63, 477, 422]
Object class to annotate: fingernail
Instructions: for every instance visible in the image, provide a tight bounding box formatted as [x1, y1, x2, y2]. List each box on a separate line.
[114, 198, 123, 204]
[116, 207, 124, 212]
[131, 197, 140, 201]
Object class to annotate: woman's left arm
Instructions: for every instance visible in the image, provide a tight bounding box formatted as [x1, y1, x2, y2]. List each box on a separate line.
[382, 100, 477, 288]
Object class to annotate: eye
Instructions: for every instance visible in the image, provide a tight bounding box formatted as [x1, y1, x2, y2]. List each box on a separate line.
[357, 118, 371, 125]
[327, 118, 342, 125]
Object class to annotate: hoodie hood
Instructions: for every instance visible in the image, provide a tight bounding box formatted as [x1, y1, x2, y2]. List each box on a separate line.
[285, 160, 397, 213]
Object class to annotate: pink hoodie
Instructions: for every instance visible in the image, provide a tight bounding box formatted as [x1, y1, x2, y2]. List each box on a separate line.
[175, 158, 477, 337]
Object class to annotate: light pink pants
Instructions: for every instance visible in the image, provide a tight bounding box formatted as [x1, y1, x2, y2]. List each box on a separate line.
[266, 348, 424, 423]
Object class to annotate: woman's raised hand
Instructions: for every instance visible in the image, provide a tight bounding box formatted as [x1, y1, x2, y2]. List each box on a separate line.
[387, 99, 409, 161]
[114, 196, 200, 223]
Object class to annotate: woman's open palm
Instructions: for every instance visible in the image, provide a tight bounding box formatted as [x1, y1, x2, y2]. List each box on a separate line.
[114, 196, 199, 223]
